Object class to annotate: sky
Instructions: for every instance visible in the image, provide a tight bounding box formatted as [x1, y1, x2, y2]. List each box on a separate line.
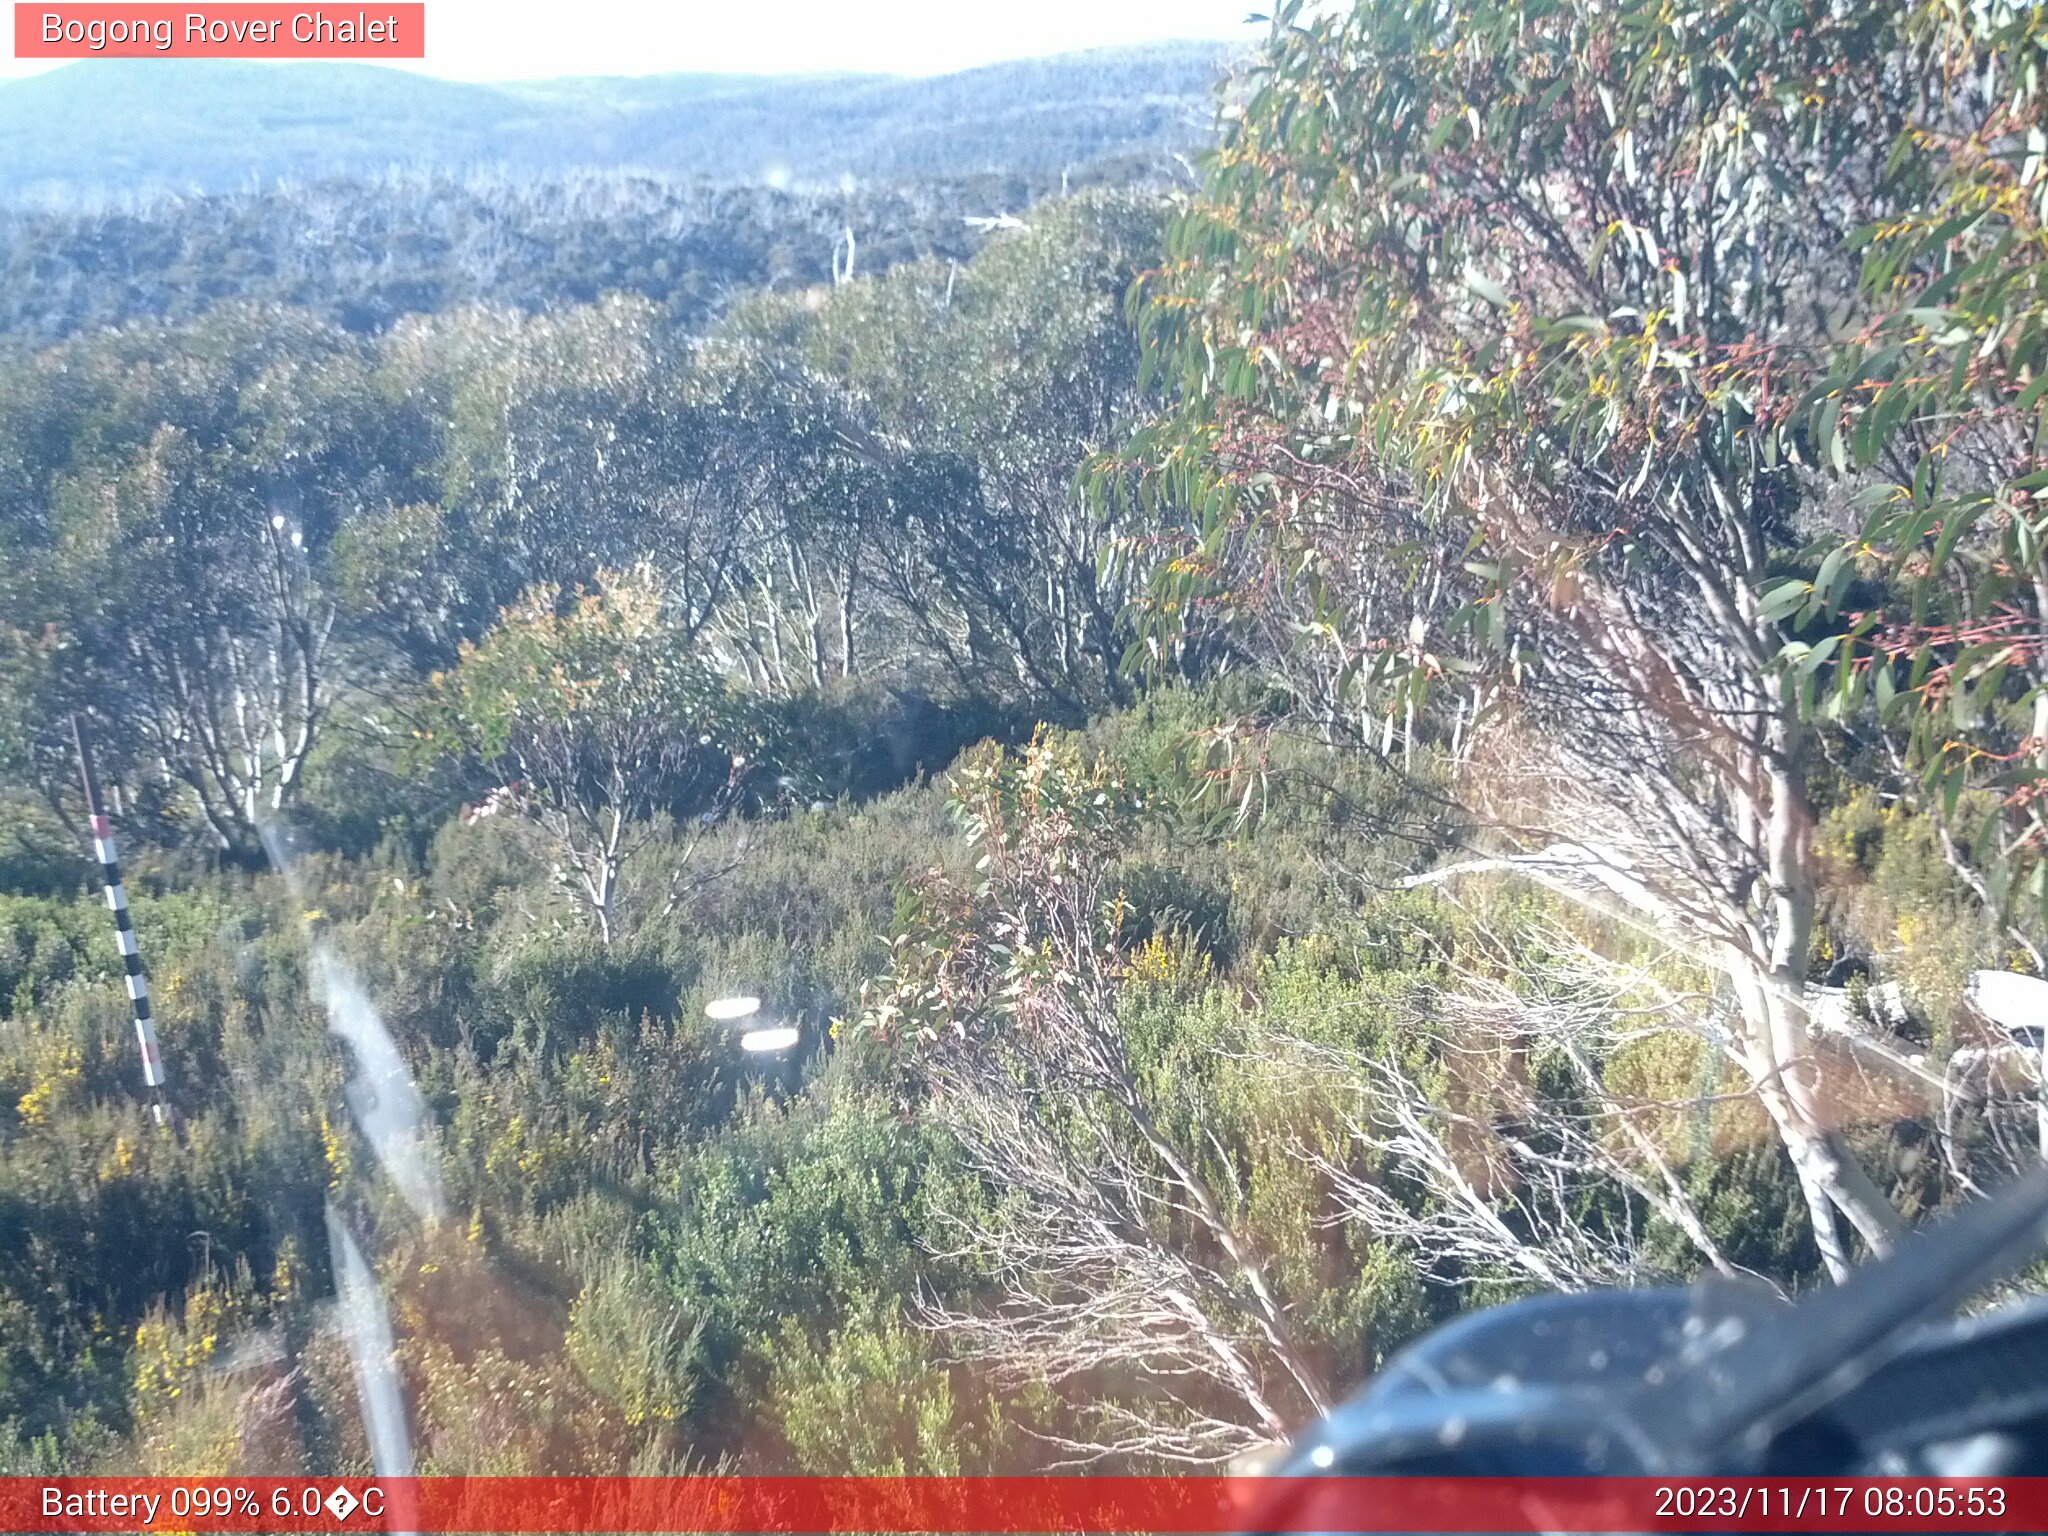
[0, 0, 1270, 80]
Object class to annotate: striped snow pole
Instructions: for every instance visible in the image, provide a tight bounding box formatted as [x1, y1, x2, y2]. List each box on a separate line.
[72, 718, 168, 1124]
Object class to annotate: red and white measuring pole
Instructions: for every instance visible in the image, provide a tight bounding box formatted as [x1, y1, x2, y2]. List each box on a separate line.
[72, 717, 169, 1125]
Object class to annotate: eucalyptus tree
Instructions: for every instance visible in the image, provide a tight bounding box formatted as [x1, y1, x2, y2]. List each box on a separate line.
[1107, 0, 1924, 1275]
[415, 564, 764, 946]
[718, 194, 1164, 712]
[676, 347, 883, 697]
[0, 306, 413, 849]
[346, 299, 750, 674]
[1793, 0, 2048, 965]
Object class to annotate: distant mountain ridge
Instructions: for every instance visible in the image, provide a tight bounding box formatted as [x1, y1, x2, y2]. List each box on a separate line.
[0, 44, 1234, 204]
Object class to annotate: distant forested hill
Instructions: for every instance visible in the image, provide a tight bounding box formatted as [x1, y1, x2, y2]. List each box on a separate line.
[0, 45, 1230, 345]
[0, 44, 1231, 204]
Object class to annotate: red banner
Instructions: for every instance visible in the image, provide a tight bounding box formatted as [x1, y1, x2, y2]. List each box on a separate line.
[14, 5, 425, 59]
[2, 1476, 2044, 1532]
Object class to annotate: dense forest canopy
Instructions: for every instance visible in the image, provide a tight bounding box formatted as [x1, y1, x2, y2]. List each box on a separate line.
[4, 0, 2048, 1483]
[0, 171, 1162, 348]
